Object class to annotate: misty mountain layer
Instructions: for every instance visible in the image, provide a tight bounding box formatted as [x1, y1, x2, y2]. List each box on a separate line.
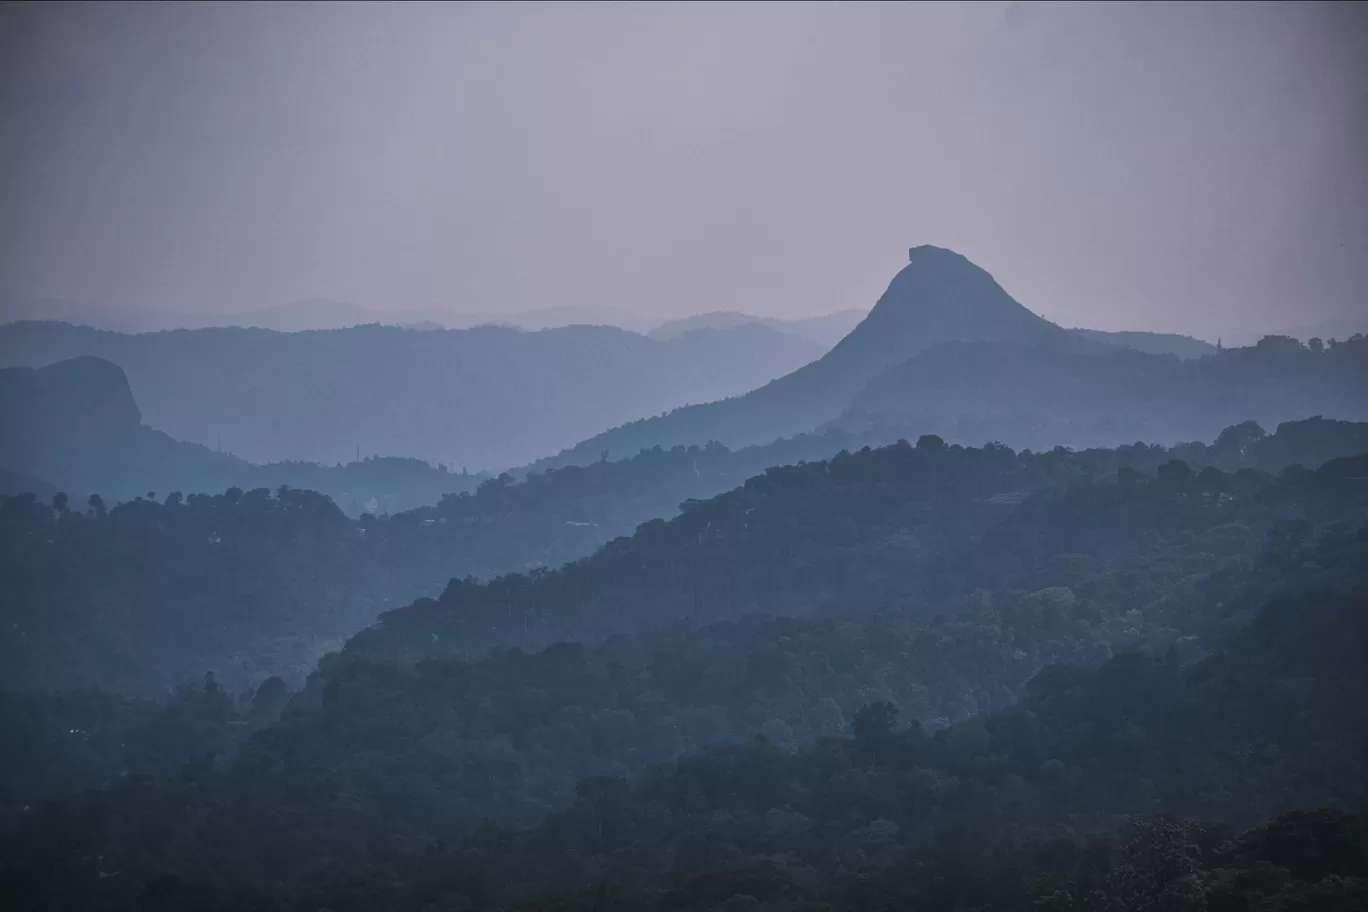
[0, 321, 824, 469]
[648, 309, 869, 347]
[831, 333, 1368, 453]
[0, 358, 482, 512]
[6, 416, 1364, 696]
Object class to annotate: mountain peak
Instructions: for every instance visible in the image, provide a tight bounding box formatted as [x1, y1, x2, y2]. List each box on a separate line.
[907, 243, 971, 264]
[834, 246, 1062, 364]
[544, 246, 1073, 464]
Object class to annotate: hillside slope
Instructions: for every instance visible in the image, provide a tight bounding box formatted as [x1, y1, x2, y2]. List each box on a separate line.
[348, 433, 1368, 667]
[833, 334, 1368, 451]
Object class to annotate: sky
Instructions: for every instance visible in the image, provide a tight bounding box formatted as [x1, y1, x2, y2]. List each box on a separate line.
[1, 0, 1365, 340]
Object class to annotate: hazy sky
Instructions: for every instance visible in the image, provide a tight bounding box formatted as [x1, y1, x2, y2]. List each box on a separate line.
[1, 1, 1365, 339]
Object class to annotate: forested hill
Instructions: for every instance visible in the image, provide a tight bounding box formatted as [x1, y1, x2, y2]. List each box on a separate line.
[0, 427, 953, 695]
[3, 474, 1364, 910]
[3, 425, 1366, 909]
[833, 333, 1368, 452]
[6, 417, 1367, 696]
[346, 431, 1368, 666]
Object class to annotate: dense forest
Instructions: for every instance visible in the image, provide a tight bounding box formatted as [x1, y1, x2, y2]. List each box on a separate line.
[0, 426, 919, 695]
[5, 417, 1367, 695]
[1, 422, 1366, 909]
[1, 468, 1364, 908]
[350, 427, 1368, 664]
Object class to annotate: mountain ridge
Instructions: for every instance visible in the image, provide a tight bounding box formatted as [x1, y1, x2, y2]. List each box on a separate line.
[0, 320, 823, 469]
[648, 309, 868, 347]
[539, 248, 1368, 470]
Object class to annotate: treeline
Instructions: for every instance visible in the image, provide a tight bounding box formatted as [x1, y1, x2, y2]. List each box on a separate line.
[243, 455, 484, 516]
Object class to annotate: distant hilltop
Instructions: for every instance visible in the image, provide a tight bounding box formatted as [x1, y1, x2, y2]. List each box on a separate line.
[547, 245, 1080, 463]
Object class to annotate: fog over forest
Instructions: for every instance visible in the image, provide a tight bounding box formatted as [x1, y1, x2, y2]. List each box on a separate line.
[2, 3, 1367, 910]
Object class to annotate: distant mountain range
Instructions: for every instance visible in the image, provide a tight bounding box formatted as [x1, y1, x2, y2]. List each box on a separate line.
[6, 246, 1363, 486]
[648, 310, 868, 347]
[542, 246, 1368, 467]
[2, 294, 859, 341]
[0, 295, 665, 335]
[194, 297, 377, 333]
[7, 287, 1360, 351]
[0, 320, 823, 469]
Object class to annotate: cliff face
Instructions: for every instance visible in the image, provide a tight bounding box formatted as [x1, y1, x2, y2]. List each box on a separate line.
[0, 356, 244, 499]
[0, 355, 143, 438]
[0, 319, 826, 469]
